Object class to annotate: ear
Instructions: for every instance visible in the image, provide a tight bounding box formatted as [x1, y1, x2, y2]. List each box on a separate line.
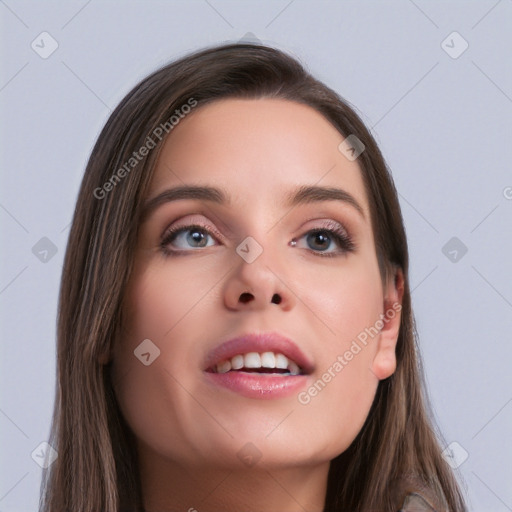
[371, 267, 405, 380]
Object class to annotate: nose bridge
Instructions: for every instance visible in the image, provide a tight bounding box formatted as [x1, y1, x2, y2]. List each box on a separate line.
[237, 233, 281, 289]
[232, 199, 281, 270]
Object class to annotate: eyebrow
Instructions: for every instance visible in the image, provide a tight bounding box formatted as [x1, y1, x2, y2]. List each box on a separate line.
[140, 184, 365, 221]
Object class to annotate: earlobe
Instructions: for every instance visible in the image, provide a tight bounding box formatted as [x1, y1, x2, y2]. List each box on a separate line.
[371, 267, 405, 380]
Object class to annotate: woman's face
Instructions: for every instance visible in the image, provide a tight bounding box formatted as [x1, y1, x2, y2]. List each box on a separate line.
[111, 98, 402, 470]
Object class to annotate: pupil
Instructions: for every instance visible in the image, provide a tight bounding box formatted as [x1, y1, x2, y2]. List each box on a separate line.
[188, 230, 206, 247]
[309, 231, 329, 250]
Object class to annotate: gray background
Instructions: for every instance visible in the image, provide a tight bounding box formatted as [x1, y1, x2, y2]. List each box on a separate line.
[1, 1, 511, 510]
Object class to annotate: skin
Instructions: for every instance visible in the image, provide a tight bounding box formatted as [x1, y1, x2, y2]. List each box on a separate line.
[109, 98, 404, 512]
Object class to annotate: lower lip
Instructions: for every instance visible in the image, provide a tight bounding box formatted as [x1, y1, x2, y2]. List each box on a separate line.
[204, 371, 309, 399]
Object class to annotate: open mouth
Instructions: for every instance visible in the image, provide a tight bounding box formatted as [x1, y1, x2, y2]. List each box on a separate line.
[206, 351, 304, 376]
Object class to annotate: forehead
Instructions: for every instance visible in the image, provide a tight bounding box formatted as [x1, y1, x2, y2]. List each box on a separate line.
[149, 98, 369, 216]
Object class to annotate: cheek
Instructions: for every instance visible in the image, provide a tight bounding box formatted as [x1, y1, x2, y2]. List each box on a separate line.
[294, 253, 383, 345]
[288, 257, 383, 454]
[122, 262, 212, 340]
[111, 262, 223, 457]
[293, 272, 383, 457]
[118, 260, 223, 381]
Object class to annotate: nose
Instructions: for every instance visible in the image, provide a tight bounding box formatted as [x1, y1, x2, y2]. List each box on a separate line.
[223, 246, 295, 312]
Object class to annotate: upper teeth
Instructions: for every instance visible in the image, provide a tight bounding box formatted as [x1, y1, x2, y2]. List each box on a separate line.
[215, 352, 300, 375]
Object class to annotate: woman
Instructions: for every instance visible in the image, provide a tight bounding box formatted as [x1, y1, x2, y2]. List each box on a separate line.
[40, 42, 467, 511]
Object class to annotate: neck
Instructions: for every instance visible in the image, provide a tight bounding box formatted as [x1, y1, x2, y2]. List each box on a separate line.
[139, 450, 329, 512]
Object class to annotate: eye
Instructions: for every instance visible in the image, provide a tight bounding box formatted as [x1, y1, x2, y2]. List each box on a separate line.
[160, 224, 219, 256]
[291, 221, 355, 257]
[159, 220, 355, 258]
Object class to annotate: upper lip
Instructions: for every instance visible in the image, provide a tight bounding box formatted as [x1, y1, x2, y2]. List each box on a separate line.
[204, 332, 315, 374]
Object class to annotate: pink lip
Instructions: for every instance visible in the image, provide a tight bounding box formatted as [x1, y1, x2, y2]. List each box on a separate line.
[205, 371, 309, 399]
[203, 332, 314, 399]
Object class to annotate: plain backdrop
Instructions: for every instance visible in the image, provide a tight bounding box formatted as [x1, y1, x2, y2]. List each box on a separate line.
[1, 1, 511, 511]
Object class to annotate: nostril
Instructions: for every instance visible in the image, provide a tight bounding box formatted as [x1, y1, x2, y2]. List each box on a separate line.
[271, 293, 282, 304]
[239, 292, 253, 303]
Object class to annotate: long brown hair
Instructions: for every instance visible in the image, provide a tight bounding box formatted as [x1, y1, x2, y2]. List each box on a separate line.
[40, 42, 467, 511]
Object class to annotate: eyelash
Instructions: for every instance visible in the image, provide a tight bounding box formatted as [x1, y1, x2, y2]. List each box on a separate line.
[159, 220, 355, 258]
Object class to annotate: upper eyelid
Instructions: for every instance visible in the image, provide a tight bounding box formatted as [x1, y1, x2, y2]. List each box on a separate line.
[162, 219, 223, 241]
[160, 213, 230, 240]
[153, 201, 359, 236]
